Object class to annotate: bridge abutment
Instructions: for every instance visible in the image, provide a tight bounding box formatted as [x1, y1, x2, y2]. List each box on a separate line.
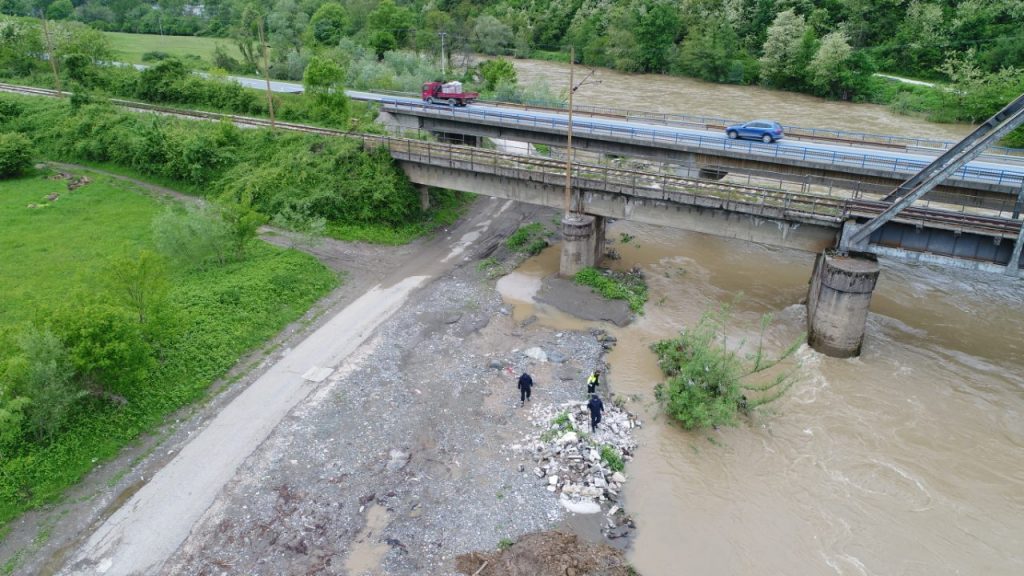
[417, 184, 430, 211]
[806, 250, 880, 358]
[559, 214, 604, 277]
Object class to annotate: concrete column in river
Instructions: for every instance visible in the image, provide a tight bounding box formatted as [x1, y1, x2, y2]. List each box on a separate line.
[559, 214, 604, 277]
[806, 250, 881, 358]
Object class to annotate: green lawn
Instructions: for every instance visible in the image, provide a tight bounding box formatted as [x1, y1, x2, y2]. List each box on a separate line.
[0, 169, 338, 531]
[0, 175, 160, 325]
[104, 31, 242, 65]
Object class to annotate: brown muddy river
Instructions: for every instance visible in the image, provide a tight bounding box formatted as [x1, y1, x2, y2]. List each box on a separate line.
[495, 59, 1021, 575]
[512, 59, 974, 141]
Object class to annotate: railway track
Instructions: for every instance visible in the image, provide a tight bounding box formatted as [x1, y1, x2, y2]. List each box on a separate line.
[2, 82, 1019, 241]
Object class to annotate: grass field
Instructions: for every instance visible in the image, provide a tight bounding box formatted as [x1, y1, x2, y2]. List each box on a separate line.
[0, 169, 338, 531]
[0, 175, 162, 325]
[105, 31, 242, 65]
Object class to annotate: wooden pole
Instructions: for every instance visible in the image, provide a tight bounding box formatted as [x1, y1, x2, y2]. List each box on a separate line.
[41, 15, 63, 97]
[564, 45, 575, 216]
[256, 16, 275, 129]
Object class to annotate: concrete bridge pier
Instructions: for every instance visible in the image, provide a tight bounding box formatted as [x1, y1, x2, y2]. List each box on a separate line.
[806, 250, 881, 358]
[417, 184, 430, 211]
[559, 214, 605, 277]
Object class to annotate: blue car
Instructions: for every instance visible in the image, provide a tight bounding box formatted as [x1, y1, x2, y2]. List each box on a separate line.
[725, 120, 785, 143]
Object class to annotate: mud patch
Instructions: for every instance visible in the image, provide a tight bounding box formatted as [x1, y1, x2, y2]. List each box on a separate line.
[455, 531, 636, 576]
[345, 504, 391, 575]
[535, 277, 633, 327]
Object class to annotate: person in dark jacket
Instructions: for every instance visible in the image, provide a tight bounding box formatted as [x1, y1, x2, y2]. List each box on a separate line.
[518, 372, 534, 406]
[587, 394, 604, 431]
[586, 369, 601, 395]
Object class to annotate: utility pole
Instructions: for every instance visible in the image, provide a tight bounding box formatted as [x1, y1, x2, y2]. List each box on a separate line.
[439, 32, 447, 79]
[563, 47, 599, 216]
[256, 15, 275, 129]
[40, 14, 63, 97]
[564, 45, 575, 216]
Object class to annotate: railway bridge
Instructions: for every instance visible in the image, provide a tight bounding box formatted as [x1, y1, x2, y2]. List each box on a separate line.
[2, 82, 1021, 358]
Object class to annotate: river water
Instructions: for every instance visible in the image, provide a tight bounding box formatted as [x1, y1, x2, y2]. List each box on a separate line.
[512, 59, 973, 141]
[496, 59, 1023, 576]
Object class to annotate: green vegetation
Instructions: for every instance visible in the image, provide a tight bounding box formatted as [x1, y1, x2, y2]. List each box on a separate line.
[539, 410, 577, 442]
[599, 444, 625, 472]
[3, 1, 1024, 140]
[105, 31, 242, 65]
[0, 132, 33, 177]
[0, 172, 337, 525]
[573, 267, 648, 314]
[0, 94, 466, 243]
[652, 305, 803, 431]
[505, 222, 549, 256]
[497, 537, 514, 551]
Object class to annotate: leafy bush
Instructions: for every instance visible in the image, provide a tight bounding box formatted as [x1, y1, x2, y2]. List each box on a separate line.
[599, 444, 625, 472]
[652, 307, 802, 431]
[0, 132, 33, 178]
[505, 222, 548, 255]
[573, 267, 648, 313]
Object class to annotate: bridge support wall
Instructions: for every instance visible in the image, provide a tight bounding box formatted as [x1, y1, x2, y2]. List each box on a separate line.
[560, 214, 604, 276]
[806, 250, 880, 358]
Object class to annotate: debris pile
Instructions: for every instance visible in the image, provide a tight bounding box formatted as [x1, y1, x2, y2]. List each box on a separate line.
[513, 400, 640, 538]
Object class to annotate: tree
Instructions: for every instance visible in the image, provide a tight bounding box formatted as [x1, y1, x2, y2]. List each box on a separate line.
[45, 0, 73, 20]
[56, 303, 155, 401]
[152, 204, 232, 268]
[477, 58, 517, 91]
[308, 2, 348, 46]
[218, 193, 268, 260]
[367, 0, 413, 47]
[0, 17, 44, 77]
[471, 15, 513, 56]
[759, 9, 813, 89]
[634, 0, 680, 72]
[368, 30, 397, 59]
[303, 54, 349, 122]
[675, 15, 741, 83]
[653, 306, 802, 431]
[3, 327, 81, 443]
[808, 30, 852, 97]
[106, 250, 169, 324]
[0, 132, 34, 178]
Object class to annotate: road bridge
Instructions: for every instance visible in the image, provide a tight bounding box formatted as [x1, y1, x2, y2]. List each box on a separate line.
[374, 97, 1024, 211]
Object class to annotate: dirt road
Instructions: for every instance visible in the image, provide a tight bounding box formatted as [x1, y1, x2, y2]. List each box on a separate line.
[54, 195, 537, 575]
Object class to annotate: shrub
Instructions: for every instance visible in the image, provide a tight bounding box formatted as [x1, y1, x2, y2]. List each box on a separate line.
[0, 132, 33, 178]
[599, 444, 625, 472]
[573, 267, 648, 313]
[3, 327, 82, 444]
[652, 306, 802, 430]
[505, 222, 547, 255]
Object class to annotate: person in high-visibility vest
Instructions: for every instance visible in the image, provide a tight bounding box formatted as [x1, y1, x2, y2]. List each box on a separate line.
[586, 370, 601, 395]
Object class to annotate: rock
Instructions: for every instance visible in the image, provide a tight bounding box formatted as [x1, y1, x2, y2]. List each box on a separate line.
[611, 472, 626, 483]
[523, 347, 547, 362]
[556, 366, 578, 381]
[386, 449, 410, 472]
[607, 505, 620, 517]
[520, 315, 538, 327]
[488, 359, 503, 370]
[443, 312, 462, 324]
[499, 306, 511, 315]
[559, 498, 602, 514]
[534, 467, 545, 479]
[548, 475, 559, 486]
[547, 350, 567, 364]
[358, 493, 376, 506]
[547, 485, 557, 492]
[555, 432, 578, 445]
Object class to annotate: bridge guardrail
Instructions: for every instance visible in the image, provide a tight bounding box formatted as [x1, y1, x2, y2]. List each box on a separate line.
[379, 99, 1024, 190]
[356, 89, 1024, 158]
[5, 82, 1016, 241]
[361, 133, 1022, 239]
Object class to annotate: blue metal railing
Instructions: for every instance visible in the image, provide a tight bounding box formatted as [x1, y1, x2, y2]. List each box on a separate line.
[378, 98, 1024, 189]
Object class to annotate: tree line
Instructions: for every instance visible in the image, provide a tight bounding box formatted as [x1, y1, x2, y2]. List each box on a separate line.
[3, 0, 1023, 95]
